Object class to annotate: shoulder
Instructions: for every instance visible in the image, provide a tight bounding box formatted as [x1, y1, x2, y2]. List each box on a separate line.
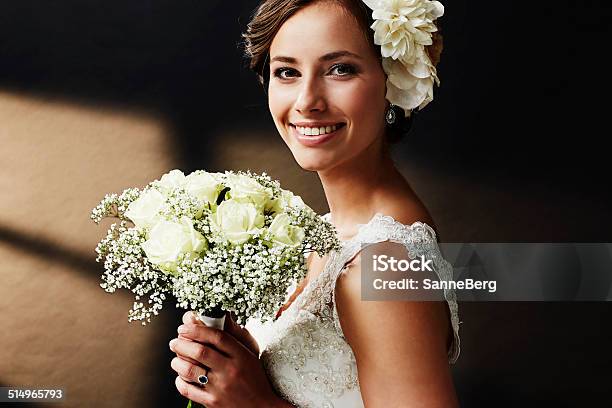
[334, 199, 449, 361]
[356, 200, 440, 246]
[336, 286, 449, 360]
[335, 257, 449, 351]
[335, 201, 448, 348]
[377, 196, 436, 231]
[343, 195, 440, 268]
[333, 260, 457, 405]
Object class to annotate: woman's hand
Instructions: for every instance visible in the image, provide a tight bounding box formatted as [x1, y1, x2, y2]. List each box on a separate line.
[169, 312, 289, 408]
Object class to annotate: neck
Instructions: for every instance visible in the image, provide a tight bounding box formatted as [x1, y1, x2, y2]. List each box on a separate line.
[317, 139, 405, 237]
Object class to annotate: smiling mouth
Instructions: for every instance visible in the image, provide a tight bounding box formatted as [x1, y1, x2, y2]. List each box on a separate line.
[289, 123, 346, 136]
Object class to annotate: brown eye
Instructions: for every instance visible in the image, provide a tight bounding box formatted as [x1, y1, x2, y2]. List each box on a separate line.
[273, 67, 300, 79]
[329, 63, 357, 77]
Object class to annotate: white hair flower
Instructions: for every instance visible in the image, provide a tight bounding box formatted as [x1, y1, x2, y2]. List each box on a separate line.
[362, 0, 444, 115]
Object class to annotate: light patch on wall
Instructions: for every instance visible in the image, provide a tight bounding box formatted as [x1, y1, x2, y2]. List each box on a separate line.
[0, 91, 179, 407]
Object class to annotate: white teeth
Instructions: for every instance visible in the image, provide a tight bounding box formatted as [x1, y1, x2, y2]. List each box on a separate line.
[295, 124, 342, 136]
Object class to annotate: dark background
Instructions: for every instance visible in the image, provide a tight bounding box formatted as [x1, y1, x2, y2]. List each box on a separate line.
[1, 0, 611, 407]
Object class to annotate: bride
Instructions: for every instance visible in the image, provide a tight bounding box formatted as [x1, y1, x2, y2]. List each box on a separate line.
[168, 0, 461, 406]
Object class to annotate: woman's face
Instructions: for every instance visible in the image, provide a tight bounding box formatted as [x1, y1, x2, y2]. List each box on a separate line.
[268, 1, 387, 172]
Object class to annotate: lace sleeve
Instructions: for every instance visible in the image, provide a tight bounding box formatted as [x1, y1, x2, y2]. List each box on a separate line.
[327, 214, 461, 364]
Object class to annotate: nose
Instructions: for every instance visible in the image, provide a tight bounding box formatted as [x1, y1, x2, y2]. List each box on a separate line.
[294, 76, 327, 114]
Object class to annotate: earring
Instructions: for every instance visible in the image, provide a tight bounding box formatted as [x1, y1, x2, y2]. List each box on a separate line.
[385, 104, 397, 125]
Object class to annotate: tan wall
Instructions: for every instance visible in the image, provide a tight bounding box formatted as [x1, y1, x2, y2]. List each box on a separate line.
[0, 91, 179, 407]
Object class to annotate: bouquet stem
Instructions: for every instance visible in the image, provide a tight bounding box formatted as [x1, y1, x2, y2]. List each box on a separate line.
[186, 306, 225, 408]
[196, 306, 226, 330]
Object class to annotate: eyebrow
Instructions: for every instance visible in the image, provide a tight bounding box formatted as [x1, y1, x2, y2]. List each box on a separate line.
[270, 50, 362, 64]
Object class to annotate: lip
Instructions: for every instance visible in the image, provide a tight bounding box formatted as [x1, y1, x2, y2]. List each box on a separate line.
[291, 121, 343, 127]
[289, 123, 345, 147]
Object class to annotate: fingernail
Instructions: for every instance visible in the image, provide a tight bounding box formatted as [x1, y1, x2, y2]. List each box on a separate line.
[169, 339, 177, 350]
[177, 325, 189, 334]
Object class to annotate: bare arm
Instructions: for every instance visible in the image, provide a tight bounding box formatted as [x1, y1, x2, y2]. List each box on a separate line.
[335, 254, 459, 408]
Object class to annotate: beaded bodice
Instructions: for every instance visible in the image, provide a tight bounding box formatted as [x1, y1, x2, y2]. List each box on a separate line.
[246, 213, 461, 407]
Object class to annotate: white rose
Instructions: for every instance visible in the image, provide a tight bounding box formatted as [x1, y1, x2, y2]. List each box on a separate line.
[225, 174, 273, 209]
[125, 188, 167, 230]
[185, 171, 223, 204]
[141, 217, 207, 274]
[157, 169, 187, 192]
[268, 213, 305, 247]
[282, 190, 306, 209]
[211, 200, 264, 245]
[268, 190, 309, 214]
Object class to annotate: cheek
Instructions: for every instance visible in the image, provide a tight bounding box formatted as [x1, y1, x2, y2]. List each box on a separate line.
[268, 84, 293, 125]
[335, 80, 386, 130]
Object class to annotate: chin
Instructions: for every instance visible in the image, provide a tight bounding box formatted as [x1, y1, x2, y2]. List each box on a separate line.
[292, 150, 338, 172]
[294, 157, 329, 172]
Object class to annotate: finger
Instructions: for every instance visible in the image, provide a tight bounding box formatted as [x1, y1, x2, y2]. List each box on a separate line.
[176, 331, 206, 365]
[174, 351, 200, 367]
[178, 317, 198, 343]
[182, 311, 200, 325]
[224, 312, 259, 355]
[169, 338, 226, 369]
[171, 357, 213, 386]
[177, 323, 247, 358]
[179, 313, 205, 344]
[175, 376, 216, 407]
[177, 370, 198, 387]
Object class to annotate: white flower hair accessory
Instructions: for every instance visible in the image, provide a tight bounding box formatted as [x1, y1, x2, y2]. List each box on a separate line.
[362, 0, 444, 117]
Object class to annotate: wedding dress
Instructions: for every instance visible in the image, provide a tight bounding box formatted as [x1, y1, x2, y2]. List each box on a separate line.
[246, 213, 461, 408]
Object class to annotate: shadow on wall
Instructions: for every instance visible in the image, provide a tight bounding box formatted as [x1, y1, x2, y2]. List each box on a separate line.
[0, 225, 97, 277]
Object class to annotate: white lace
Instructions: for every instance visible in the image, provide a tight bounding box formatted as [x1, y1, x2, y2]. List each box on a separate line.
[248, 213, 461, 407]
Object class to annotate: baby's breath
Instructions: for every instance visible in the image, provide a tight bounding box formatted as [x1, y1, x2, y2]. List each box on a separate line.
[160, 188, 205, 221]
[90, 188, 141, 224]
[291, 207, 341, 255]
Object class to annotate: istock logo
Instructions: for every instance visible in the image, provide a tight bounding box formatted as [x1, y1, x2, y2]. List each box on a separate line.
[372, 254, 434, 272]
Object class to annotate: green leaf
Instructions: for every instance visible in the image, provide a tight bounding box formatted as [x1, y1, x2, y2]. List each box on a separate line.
[187, 399, 206, 408]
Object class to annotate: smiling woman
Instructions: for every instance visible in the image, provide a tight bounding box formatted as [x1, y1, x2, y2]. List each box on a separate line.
[244, 0, 443, 146]
[168, 1, 460, 407]
[264, 2, 388, 171]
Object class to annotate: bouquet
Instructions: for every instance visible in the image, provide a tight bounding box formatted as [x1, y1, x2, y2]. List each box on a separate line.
[90, 169, 340, 327]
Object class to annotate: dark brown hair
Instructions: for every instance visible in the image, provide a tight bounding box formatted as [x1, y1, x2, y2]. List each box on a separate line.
[241, 0, 443, 143]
